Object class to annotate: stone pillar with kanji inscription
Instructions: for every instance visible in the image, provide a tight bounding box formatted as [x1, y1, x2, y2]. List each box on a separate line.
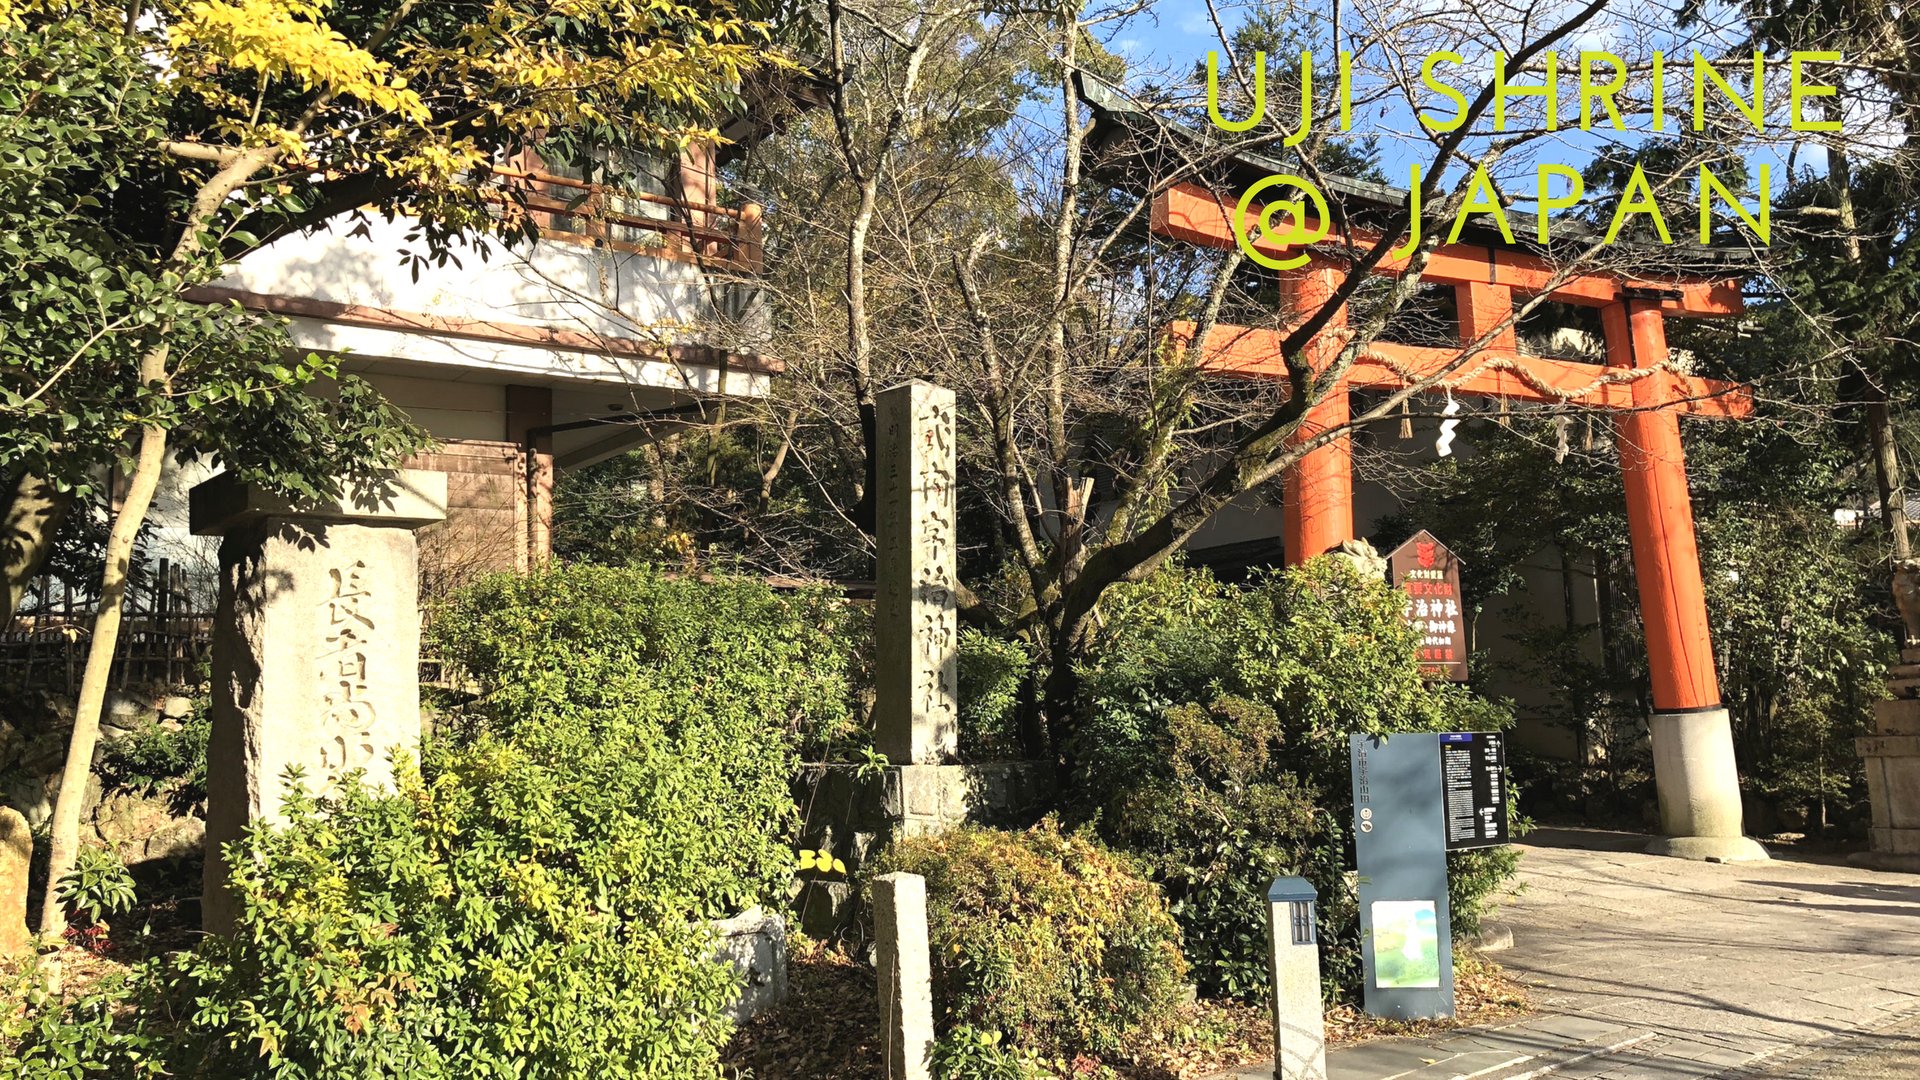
[874, 380, 960, 767]
[871, 381, 985, 840]
[190, 470, 447, 933]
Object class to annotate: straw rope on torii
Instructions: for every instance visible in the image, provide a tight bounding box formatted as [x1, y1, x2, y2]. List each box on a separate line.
[1164, 317, 1753, 419]
[1188, 322, 1710, 408]
[1347, 333, 1688, 404]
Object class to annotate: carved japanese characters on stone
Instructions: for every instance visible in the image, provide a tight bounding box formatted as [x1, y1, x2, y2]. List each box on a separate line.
[915, 393, 958, 742]
[317, 559, 379, 779]
[874, 381, 961, 765]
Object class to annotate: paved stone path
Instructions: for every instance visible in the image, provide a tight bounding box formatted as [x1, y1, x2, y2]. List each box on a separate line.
[1720, 1011, 1920, 1080]
[1213, 827, 1920, 1079]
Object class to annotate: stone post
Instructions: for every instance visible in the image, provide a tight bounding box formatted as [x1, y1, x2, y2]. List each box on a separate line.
[191, 470, 446, 932]
[873, 872, 935, 1080]
[1855, 649, 1920, 872]
[1266, 876, 1328, 1080]
[873, 380, 960, 767]
[0, 806, 29, 957]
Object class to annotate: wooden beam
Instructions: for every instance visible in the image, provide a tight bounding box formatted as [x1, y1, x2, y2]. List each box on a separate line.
[1165, 322, 1755, 419]
[1152, 184, 1745, 319]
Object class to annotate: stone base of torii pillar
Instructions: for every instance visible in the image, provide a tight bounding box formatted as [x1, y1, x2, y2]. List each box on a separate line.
[1644, 707, 1770, 863]
[189, 470, 447, 933]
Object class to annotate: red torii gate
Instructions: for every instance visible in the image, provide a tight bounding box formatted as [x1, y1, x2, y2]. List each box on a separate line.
[1155, 181, 1768, 862]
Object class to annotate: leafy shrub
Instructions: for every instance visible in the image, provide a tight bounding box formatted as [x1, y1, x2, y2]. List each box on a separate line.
[958, 628, 1032, 761]
[1071, 558, 1517, 1002]
[157, 760, 745, 1078]
[1, 964, 166, 1079]
[931, 1025, 1048, 1080]
[867, 822, 1186, 1059]
[1700, 507, 1887, 831]
[10, 567, 844, 1078]
[99, 708, 210, 809]
[56, 845, 137, 928]
[432, 565, 859, 916]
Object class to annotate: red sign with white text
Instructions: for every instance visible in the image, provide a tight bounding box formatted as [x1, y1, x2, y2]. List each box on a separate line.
[1387, 530, 1468, 682]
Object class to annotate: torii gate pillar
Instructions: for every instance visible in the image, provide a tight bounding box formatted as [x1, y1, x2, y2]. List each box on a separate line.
[1280, 269, 1354, 564]
[1604, 301, 1767, 862]
[1156, 179, 1764, 860]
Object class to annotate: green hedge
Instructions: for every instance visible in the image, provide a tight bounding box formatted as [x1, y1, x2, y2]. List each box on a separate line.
[431, 565, 861, 917]
[866, 822, 1187, 1061]
[5, 566, 854, 1078]
[957, 628, 1031, 761]
[174, 754, 745, 1076]
[1070, 558, 1519, 1002]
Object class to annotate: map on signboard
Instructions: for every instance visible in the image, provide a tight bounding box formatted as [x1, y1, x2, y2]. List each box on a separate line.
[1387, 530, 1468, 682]
[1371, 900, 1441, 988]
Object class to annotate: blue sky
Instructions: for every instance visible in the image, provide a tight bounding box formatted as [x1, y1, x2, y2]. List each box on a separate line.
[1089, 0, 1821, 219]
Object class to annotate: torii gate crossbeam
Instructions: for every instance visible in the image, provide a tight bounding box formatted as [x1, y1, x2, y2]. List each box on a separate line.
[1154, 181, 1768, 863]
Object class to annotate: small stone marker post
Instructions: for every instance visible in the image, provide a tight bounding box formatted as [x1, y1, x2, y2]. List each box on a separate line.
[873, 872, 935, 1080]
[190, 470, 446, 932]
[873, 380, 959, 768]
[0, 806, 30, 957]
[1266, 876, 1328, 1080]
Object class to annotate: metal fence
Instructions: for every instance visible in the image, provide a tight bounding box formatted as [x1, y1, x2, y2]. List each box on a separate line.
[1, 560, 211, 693]
[3, 566, 878, 695]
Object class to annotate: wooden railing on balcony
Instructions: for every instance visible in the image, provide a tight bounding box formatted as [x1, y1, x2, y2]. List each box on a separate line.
[489, 166, 764, 273]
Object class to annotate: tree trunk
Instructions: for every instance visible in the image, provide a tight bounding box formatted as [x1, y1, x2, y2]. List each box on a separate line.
[35, 109, 283, 946]
[1040, 634, 1076, 776]
[1559, 546, 1592, 765]
[1, 471, 73, 624]
[1867, 393, 1911, 561]
[38, 422, 168, 937]
[1828, 139, 1915, 633]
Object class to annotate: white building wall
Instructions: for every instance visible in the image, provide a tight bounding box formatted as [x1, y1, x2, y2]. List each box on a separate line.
[217, 214, 720, 347]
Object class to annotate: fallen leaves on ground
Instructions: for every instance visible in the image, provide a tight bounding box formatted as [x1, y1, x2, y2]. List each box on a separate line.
[723, 938, 886, 1079]
[1324, 949, 1531, 1046]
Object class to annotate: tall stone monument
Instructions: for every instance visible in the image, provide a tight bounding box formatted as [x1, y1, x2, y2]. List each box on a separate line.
[191, 470, 446, 932]
[1856, 639, 1920, 872]
[874, 380, 960, 768]
[794, 381, 1050, 934]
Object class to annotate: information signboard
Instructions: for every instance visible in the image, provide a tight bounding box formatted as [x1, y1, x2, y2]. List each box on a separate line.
[1350, 733, 1454, 1021]
[1387, 530, 1468, 682]
[1439, 731, 1508, 850]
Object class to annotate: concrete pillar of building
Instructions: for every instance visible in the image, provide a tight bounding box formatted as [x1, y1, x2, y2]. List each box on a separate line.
[1280, 267, 1355, 565]
[873, 380, 959, 767]
[505, 384, 554, 568]
[1602, 301, 1766, 863]
[191, 469, 448, 931]
[872, 872, 935, 1080]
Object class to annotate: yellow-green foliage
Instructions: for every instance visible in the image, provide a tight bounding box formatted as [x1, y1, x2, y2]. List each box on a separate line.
[867, 822, 1187, 1060]
[430, 565, 861, 918]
